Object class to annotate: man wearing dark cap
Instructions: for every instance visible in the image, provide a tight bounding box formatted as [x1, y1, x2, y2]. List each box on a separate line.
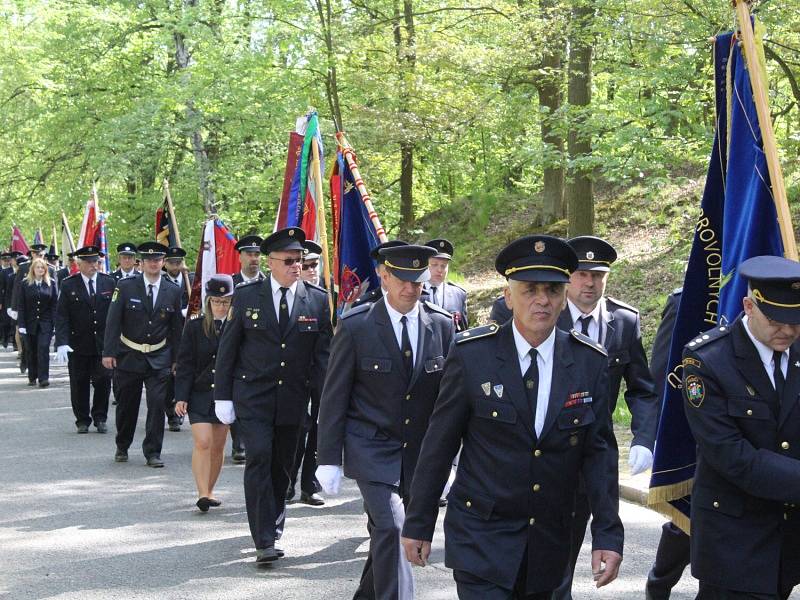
[232, 235, 266, 287]
[317, 244, 455, 600]
[350, 240, 409, 309]
[103, 242, 184, 467]
[0, 251, 12, 348]
[213, 227, 332, 563]
[287, 239, 326, 505]
[422, 238, 469, 332]
[55, 246, 116, 433]
[112, 243, 139, 281]
[681, 255, 800, 600]
[401, 234, 623, 600]
[553, 235, 658, 600]
[56, 254, 75, 287]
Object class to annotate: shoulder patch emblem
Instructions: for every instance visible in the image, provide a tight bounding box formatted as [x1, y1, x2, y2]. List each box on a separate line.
[682, 357, 702, 369]
[685, 375, 705, 408]
[455, 323, 499, 344]
[570, 329, 607, 356]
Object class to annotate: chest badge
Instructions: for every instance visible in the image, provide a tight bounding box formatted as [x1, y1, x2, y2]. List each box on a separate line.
[493, 384, 504, 398]
[481, 382, 491, 396]
[746, 385, 756, 397]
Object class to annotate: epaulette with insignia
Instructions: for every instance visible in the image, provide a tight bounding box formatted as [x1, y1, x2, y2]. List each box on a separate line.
[163, 278, 179, 286]
[605, 296, 639, 313]
[447, 281, 466, 293]
[455, 322, 499, 345]
[685, 324, 731, 350]
[422, 300, 452, 317]
[63, 273, 80, 281]
[341, 303, 371, 319]
[235, 279, 260, 289]
[303, 281, 329, 294]
[570, 329, 608, 355]
[98, 272, 114, 280]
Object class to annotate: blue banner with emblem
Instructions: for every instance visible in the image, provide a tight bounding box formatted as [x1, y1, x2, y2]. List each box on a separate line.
[648, 27, 785, 531]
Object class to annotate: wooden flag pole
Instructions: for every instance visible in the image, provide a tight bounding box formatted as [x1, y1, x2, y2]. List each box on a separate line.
[734, 0, 798, 260]
[335, 132, 388, 243]
[311, 137, 335, 317]
[52, 223, 58, 257]
[61, 212, 76, 253]
[162, 179, 193, 300]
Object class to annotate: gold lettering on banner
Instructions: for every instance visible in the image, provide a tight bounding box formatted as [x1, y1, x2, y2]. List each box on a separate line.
[696, 211, 722, 325]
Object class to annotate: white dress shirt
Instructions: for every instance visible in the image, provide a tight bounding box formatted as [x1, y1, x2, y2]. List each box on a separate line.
[270, 278, 298, 321]
[743, 315, 788, 388]
[384, 299, 420, 366]
[119, 268, 137, 279]
[143, 275, 161, 307]
[81, 274, 98, 297]
[240, 270, 263, 283]
[427, 283, 444, 307]
[512, 322, 556, 437]
[567, 298, 603, 343]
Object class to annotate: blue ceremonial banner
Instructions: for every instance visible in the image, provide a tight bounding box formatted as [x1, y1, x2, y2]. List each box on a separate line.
[331, 150, 380, 315]
[647, 25, 782, 529]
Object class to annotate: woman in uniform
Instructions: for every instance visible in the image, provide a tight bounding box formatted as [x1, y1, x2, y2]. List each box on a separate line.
[17, 257, 57, 387]
[175, 275, 233, 512]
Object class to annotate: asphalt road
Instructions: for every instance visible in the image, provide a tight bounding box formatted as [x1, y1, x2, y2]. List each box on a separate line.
[0, 345, 708, 600]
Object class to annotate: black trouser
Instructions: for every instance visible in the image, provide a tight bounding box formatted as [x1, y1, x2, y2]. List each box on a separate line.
[230, 421, 245, 454]
[238, 416, 301, 549]
[551, 489, 590, 600]
[68, 354, 111, 427]
[163, 373, 181, 424]
[0, 313, 9, 346]
[114, 367, 170, 458]
[646, 522, 691, 600]
[25, 330, 51, 383]
[290, 404, 321, 495]
[696, 582, 791, 600]
[454, 547, 550, 600]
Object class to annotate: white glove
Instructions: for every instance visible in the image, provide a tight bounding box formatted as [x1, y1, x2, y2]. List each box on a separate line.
[629, 445, 654, 475]
[315, 465, 343, 496]
[6, 308, 17, 320]
[441, 464, 458, 498]
[55, 345, 73, 365]
[214, 400, 236, 425]
[18, 327, 26, 335]
[181, 307, 188, 318]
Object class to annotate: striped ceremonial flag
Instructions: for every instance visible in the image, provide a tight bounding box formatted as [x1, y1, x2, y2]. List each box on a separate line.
[187, 218, 239, 316]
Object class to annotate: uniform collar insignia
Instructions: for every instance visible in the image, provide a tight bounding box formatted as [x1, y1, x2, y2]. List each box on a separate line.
[481, 382, 491, 396]
[493, 384, 504, 398]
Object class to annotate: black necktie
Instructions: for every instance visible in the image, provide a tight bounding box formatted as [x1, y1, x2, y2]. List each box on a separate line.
[214, 319, 223, 336]
[524, 348, 540, 421]
[279, 287, 290, 334]
[88, 279, 95, 297]
[147, 284, 154, 311]
[400, 315, 413, 377]
[579, 315, 592, 337]
[431, 286, 439, 306]
[774, 350, 786, 396]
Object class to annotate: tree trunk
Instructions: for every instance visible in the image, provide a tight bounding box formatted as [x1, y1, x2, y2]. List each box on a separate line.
[394, 0, 416, 233]
[173, 0, 217, 215]
[566, 0, 594, 236]
[315, 0, 344, 132]
[536, 0, 566, 224]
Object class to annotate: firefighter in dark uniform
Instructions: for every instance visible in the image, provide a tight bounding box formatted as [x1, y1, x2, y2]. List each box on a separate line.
[0, 251, 11, 348]
[646, 287, 692, 600]
[4, 252, 24, 352]
[213, 227, 332, 563]
[111, 242, 139, 281]
[102, 242, 184, 467]
[162, 245, 194, 432]
[17, 256, 58, 387]
[489, 293, 513, 325]
[682, 256, 800, 600]
[350, 240, 408, 309]
[553, 235, 658, 600]
[228, 234, 266, 463]
[174, 275, 234, 512]
[400, 235, 624, 600]
[56, 254, 74, 287]
[421, 238, 468, 331]
[287, 240, 325, 505]
[54, 246, 115, 433]
[316, 244, 456, 600]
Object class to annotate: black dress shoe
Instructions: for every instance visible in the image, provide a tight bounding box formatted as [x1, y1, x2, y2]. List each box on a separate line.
[114, 449, 128, 462]
[285, 486, 296, 502]
[255, 546, 280, 563]
[232, 449, 246, 463]
[207, 498, 222, 507]
[38, 380, 49, 388]
[275, 546, 285, 558]
[77, 424, 89, 434]
[146, 456, 164, 468]
[27, 380, 36, 386]
[168, 420, 181, 432]
[95, 422, 107, 434]
[300, 491, 325, 506]
[196, 497, 211, 512]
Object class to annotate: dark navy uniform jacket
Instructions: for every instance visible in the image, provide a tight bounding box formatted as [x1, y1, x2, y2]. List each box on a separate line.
[56, 267, 71, 287]
[0, 267, 9, 310]
[175, 316, 221, 415]
[402, 322, 623, 593]
[488, 294, 512, 325]
[558, 296, 658, 450]
[111, 268, 138, 282]
[650, 288, 681, 406]
[11, 263, 57, 311]
[17, 280, 58, 335]
[350, 285, 382, 309]
[683, 316, 800, 595]
[55, 273, 116, 355]
[421, 281, 468, 331]
[213, 277, 332, 425]
[232, 271, 265, 287]
[316, 297, 455, 494]
[103, 276, 184, 372]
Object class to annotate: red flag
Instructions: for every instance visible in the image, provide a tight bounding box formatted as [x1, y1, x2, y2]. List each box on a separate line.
[187, 219, 239, 317]
[10, 226, 29, 255]
[78, 199, 99, 248]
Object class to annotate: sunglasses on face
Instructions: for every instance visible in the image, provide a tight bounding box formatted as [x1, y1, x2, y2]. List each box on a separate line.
[270, 256, 303, 266]
[302, 262, 319, 271]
